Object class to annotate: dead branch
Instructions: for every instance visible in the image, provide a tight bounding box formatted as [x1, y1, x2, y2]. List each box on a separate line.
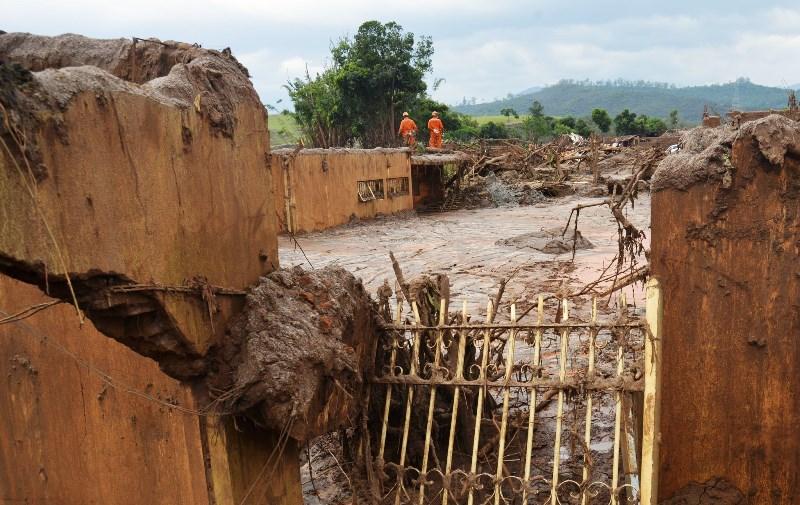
[597, 265, 650, 297]
[389, 251, 411, 302]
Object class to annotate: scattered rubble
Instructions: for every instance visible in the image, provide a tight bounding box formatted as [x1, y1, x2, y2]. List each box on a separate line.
[652, 126, 736, 192]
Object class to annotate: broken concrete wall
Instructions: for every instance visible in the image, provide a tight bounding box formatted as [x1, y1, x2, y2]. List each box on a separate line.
[651, 116, 800, 503]
[272, 148, 413, 233]
[0, 32, 304, 505]
[727, 108, 800, 128]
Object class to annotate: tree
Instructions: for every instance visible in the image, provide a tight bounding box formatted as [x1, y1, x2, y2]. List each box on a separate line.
[613, 109, 638, 135]
[642, 116, 668, 136]
[553, 122, 573, 135]
[287, 69, 347, 147]
[591, 108, 611, 133]
[669, 109, 679, 129]
[288, 21, 434, 147]
[574, 118, 592, 137]
[521, 115, 551, 141]
[558, 116, 576, 129]
[529, 100, 544, 117]
[478, 121, 509, 139]
[500, 107, 519, 121]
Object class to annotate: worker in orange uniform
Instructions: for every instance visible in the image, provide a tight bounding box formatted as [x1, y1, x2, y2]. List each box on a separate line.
[398, 111, 417, 147]
[428, 111, 444, 149]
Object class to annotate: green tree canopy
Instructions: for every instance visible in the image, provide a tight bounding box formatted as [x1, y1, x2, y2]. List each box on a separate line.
[591, 108, 611, 132]
[574, 118, 592, 137]
[500, 107, 519, 120]
[287, 20, 433, 147]
[669, 109, 679, 129]
[613, 109, 638, 135]
[478, 121, 509, 139]
[558, 116, 577, 129]
[521, 115, 551, 141]
[529, 100, 545, 117]
[613, 109, 668, 136]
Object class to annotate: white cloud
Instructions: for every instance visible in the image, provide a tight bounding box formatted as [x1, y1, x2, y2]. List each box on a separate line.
[763, 7, 800, 33]
[5, 0, 800, 107]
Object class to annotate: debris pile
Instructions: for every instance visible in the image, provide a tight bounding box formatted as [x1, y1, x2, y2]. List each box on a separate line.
[443, 134, 676, 209]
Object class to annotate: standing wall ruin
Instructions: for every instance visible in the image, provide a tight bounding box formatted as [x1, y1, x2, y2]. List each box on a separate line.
[272, 148, 413, 233]
[651, 116, 800, 503]
[0, 33, 300, 505]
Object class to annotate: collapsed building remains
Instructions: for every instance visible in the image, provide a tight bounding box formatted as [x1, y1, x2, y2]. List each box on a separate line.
[3, 27, 800, 505]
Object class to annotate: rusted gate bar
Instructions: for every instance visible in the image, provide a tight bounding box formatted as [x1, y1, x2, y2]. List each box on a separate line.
[372, 291, 659, 505]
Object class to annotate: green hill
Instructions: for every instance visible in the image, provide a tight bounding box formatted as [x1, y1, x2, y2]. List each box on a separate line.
[454, 79, 795, 122]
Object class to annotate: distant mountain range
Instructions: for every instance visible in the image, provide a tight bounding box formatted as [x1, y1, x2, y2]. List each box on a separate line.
[454, 79, 797, 122]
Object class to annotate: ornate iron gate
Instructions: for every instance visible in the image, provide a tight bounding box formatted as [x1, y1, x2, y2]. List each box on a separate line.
[370, 280, 662, 505]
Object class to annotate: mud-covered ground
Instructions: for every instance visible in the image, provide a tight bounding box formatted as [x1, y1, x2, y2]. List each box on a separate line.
[280, 193, 651, 313]
[281, 194, 651, 504]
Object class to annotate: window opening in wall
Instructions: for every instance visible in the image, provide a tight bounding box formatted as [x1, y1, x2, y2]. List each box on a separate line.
[387, 177, 410, 197]
[357, 179, 385, 202]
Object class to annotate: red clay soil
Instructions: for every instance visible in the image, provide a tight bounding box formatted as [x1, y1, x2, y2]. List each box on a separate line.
[660, 477, 745, 504]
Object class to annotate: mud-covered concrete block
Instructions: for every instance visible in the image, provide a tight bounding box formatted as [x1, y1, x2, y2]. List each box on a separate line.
[208, 265, 379, 442]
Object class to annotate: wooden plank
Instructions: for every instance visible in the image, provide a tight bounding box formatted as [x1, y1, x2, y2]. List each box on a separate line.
[640, 277, 663, 505]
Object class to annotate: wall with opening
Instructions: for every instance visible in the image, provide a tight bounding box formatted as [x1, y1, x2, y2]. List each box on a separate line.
[272, 148, 413, 233]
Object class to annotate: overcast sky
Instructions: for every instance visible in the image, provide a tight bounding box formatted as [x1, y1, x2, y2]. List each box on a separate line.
[6, 1, 800, 107]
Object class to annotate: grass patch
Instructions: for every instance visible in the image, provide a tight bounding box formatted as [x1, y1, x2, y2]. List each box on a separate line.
[269, 113, 304, 146]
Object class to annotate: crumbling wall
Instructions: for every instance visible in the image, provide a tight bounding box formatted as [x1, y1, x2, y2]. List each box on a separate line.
[0, 276, 210, 505]
[0, 32, 310, 505]
[272, 148, 413, 233]
[651, 115, 800, 503]
[0, 32, 277, 373]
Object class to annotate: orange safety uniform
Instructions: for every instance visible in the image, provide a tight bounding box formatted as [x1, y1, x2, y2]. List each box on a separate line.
[398, 117, 417, 146]
[427, 117, 444, 148]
